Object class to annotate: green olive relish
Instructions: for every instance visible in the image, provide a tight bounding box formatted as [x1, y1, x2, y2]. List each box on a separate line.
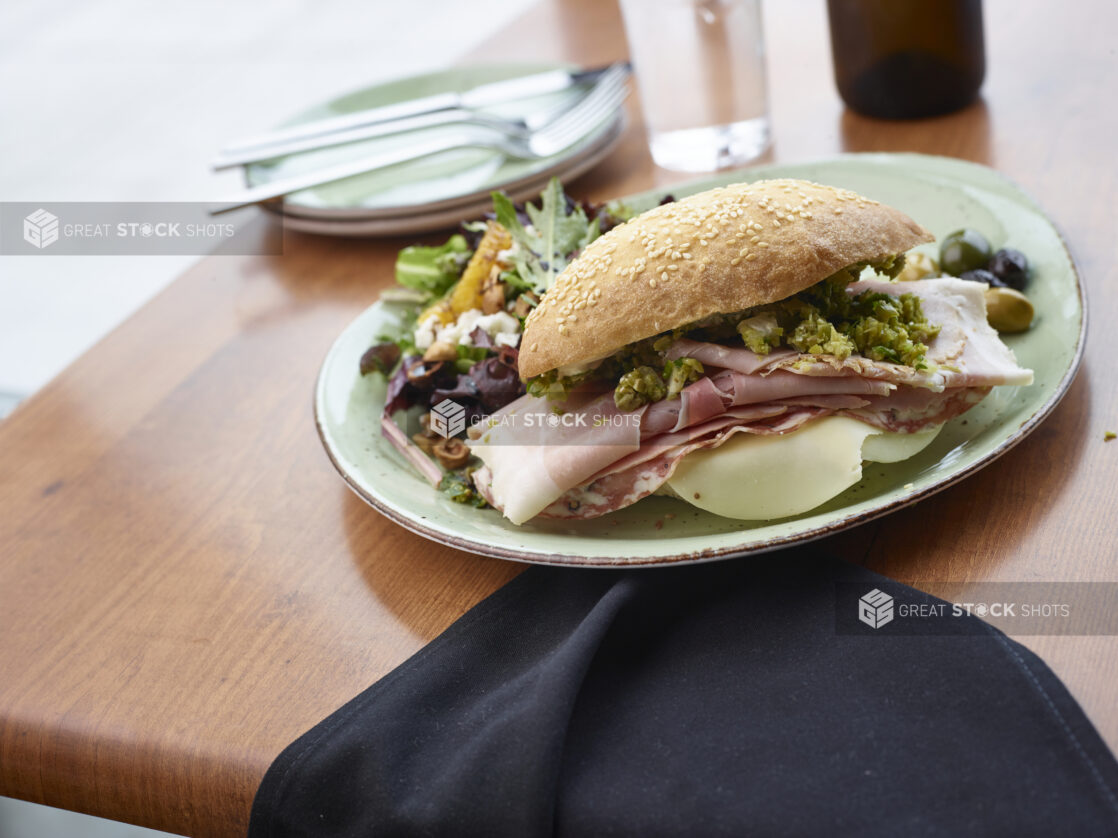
[526, 256, 941, 412]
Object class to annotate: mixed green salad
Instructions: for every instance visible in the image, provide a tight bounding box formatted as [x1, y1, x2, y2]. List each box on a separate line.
[361, 178, 640, 502]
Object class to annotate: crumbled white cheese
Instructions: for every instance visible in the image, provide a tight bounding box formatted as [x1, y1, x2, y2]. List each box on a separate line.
[414, 315, 440, 351]
[476, 311, 521, 348]
[413, 308, 520, 351]
[442, 309, 484, 345]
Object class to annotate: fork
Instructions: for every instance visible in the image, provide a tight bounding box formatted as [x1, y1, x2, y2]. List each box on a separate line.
[210, 64, 629, 215]
[210, 97, 582, 170]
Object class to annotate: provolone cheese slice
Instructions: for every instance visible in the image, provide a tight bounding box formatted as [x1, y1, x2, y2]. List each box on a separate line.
[666, 418, 941, 521]
[861, 424, 942, 463]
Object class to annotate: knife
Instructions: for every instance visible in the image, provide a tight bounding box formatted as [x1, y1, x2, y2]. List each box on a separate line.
[218, 63, 628, 161]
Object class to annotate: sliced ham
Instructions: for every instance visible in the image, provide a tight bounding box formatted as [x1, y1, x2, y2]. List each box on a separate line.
[622, 377, 728, 437]
[641, 374, 732, 435]
[665, 338, 797, 375]
[776, 395, 871, 410]
[589, 404, 790, 482]
[640, 371, 883, 436]
[712, 369, 894, 405]
[467, 391, 645, 525]
[640, 399, 682, 437]
[540, 408, 826, 519]
[841, 385, 991, 432]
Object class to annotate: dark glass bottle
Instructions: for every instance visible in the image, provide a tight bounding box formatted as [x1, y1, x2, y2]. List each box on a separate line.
[827, 0, 985, 119]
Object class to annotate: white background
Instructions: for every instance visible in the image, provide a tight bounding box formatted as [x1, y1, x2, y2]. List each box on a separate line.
[0, 0, 538, 405]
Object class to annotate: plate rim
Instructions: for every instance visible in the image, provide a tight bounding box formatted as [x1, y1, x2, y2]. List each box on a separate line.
[314, 152, 1087, 568]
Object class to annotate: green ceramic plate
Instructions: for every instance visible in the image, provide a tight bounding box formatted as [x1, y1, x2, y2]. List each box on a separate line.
[246, 63, 624, 219]
[314, 153, 1085, 567]
[257, 117, 625, 237]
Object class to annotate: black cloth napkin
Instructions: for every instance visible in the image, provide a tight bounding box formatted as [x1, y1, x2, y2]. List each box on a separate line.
[248, 553, 1118, 837]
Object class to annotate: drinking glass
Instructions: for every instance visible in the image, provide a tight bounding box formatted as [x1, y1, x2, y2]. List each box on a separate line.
[619, 0, 771, 172]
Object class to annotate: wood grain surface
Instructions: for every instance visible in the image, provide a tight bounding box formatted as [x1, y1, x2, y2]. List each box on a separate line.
[1, 0, 1115, 835]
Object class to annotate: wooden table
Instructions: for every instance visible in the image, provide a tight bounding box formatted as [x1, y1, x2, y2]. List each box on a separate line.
[1, 0, 1115, 834]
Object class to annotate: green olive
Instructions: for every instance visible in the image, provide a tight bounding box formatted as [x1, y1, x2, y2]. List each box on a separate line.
[940, 228, 993, 276]
[984, 287, 1034, 333]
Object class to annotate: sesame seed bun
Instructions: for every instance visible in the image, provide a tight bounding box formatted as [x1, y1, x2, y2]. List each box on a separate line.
[518, 179, 933, 379]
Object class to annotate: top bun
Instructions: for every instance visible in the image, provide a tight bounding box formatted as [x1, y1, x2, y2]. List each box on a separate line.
[518, 179, 933, 379]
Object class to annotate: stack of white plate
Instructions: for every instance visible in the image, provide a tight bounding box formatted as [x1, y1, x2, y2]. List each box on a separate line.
[247, 64, 626, 237]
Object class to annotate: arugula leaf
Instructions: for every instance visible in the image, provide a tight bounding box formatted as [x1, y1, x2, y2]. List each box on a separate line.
[394, 234, 471, 298]
[493, 178, 599, 294]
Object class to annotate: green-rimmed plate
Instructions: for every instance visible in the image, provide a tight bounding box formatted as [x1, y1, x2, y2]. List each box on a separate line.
[246, 63, 625, 225]
[314, 153, 1085, 567]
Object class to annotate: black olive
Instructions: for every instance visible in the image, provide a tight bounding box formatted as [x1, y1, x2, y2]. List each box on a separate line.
[988, 248, 1029, 290]
[959, 269, 1007, 287]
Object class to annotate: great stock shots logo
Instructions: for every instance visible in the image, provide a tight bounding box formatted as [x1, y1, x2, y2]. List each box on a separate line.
[430, 399, 466, 439]
[0, 203, 280, 255]
[23, 208, 59, 249]
[858, 588, 895, 629]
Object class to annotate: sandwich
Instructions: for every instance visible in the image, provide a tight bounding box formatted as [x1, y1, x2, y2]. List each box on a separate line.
[465, 179, 1033, 524]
